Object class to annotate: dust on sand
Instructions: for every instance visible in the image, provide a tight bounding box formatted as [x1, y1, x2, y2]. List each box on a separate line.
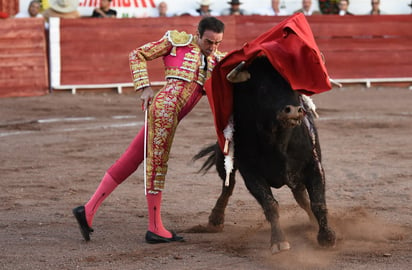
[0, 86, 411, 269]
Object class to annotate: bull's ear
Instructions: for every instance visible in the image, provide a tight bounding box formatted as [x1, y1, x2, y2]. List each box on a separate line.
[226, 61, 251, 83]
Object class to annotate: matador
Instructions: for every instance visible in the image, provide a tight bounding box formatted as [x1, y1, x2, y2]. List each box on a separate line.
[73, 17, 226, 244]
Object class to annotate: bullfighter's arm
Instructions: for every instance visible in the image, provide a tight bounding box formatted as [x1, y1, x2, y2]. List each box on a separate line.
[129, 32, 173, 91]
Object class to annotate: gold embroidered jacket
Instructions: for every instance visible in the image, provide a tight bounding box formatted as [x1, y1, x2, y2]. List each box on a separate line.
[129, 30, 226, 91]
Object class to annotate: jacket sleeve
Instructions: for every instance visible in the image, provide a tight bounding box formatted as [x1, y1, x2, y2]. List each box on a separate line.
[129, 32, 173, 91]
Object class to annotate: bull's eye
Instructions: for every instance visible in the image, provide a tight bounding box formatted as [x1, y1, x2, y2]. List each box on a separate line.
[284, 107, 291, 113]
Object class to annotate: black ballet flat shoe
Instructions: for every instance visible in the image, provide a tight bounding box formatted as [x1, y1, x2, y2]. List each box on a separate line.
[145, 230, 185, 244]
[72, 206, 94, 241]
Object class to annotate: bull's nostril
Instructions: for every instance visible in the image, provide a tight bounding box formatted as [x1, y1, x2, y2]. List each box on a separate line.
[284, 106, 291, 113]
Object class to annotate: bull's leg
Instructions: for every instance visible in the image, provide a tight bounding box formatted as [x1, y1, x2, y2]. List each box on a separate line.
[184, 172, 235, 234]
[207, 172, 236, 231]
[240, 171, 290, 254]
[186, 145, 236, 233]
[305, 164, 336, 247]
[207, 146, 236, 231]
[291, 185, 316, 224]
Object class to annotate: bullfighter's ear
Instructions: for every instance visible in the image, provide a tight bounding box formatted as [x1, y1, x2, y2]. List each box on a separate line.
[226, 61, 251, 83]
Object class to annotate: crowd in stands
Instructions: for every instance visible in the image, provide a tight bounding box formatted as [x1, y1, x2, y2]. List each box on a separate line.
[2, 0, 412, 21]
[157, 0, 398, 17]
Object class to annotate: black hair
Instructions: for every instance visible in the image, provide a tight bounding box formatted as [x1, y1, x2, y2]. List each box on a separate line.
[197, 17, 225, 38]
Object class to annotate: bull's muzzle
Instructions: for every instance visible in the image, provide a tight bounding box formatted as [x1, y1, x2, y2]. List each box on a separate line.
[277, 105, 305, 127]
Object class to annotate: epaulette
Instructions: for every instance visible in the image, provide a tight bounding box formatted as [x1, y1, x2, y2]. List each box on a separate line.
[166, 30, 193, 47]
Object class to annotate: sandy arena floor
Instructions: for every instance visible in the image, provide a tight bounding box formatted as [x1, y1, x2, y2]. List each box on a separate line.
[0, 86, 411, 269]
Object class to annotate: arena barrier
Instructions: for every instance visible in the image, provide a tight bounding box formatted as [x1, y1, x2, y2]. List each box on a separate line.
[308, 15, 412, 87]
[230, 15, 412, 87]
[49, 15, 412, 93]
[1, 15, 411, 97]
[48, 16, 237, 94]
[0, 18, 49, 98]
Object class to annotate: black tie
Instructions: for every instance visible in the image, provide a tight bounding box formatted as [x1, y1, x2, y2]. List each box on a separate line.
[203, 55, 208, 71]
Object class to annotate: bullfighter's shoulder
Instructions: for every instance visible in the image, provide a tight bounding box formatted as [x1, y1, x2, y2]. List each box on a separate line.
[166, 30, 193, 47]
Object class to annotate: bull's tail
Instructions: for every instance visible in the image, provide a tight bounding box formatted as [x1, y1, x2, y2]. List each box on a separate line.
[193, 143, 217, 174]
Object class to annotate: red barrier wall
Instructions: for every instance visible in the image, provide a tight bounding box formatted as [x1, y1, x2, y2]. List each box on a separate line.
[57, 15, 412, 87]
[0, 18, 49, 98]
[58, 16, 236, 85]
[217, 15, 412, 79]
[1, 15, 411, 98]
[308, 15, 412, 79]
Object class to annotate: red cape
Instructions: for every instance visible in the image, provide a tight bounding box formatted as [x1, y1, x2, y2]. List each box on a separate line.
[205, 13, 332, 152]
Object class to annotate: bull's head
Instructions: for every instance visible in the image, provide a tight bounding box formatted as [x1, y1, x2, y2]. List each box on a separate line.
[227, 60, 305, 128]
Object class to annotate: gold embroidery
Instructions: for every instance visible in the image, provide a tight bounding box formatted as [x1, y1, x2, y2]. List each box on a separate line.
[167, 30, 193, 46]
[129, 33, 173, 91]
[146, 80, 201, 191]
[129, 32, 226, 191]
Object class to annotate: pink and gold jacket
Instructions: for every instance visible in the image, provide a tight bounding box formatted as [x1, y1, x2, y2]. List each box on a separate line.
[129, 30, 226, 91]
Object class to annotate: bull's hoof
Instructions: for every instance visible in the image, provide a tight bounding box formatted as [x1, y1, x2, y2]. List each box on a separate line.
[183, 223, 223, 233]
[317, 228, 336, 247]
[271, 241, 291, 254]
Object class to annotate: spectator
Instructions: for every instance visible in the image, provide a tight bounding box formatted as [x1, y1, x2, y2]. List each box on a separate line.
[194, 0, 218, 17]
[253, 0, 288, 16]
[42, 0, 80, 23]
[221, 0, 246, 16]
[319, 0, 339, 14]
[294, 0, 321, 16]
[337, 0, 354, 16]
[15, 0, 43, 18]
[91, 0, 117, 18]
[155, 1, 172, 17]
[369, 0, 384, 15]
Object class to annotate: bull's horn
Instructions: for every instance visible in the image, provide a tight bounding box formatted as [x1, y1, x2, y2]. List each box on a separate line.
[226, 61, 251, 83]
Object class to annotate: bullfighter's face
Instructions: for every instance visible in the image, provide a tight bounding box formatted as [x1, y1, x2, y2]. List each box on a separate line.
[197, 30, 223, 57]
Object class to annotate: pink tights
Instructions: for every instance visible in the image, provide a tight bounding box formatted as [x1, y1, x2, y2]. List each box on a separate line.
[83, 84, 203, 238]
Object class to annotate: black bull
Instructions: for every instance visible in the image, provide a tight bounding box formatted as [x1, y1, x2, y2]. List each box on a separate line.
[193, 56, 336, 253]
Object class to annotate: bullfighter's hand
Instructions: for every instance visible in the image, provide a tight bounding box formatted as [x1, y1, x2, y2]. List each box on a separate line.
[140, 87, 154, 111]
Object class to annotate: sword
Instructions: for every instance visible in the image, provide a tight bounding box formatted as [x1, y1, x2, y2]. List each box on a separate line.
[141, 88, 153, 196]
[143, 107, 148, 196]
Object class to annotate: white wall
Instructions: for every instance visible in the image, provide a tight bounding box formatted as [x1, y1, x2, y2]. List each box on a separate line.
[19, 0, 412, 17]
